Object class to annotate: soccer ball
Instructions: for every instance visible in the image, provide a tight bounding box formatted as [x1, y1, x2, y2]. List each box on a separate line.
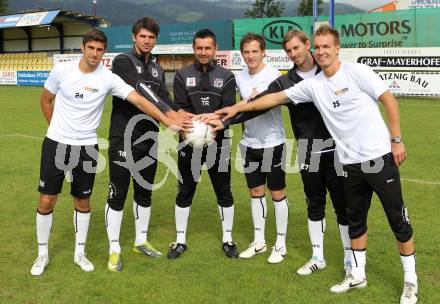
[184, 120, 215, 147]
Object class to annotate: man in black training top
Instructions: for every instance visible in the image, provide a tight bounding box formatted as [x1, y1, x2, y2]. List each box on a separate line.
[105, 17, 190, 271]
[167, 29, 239, 259]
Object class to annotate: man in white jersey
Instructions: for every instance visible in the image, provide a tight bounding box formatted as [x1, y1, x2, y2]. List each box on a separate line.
[31, 29, 190, 276]
[216, 25, 418, 304]
[234, 33, 288, 263]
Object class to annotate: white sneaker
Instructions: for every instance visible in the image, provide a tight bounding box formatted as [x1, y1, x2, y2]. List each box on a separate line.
[239, 242, 267, 259]
[267, 246, 286, 264]
[400, 282, 418, 304]
[330, 274, 367, 293]
[296, 257, 326, 275]
[30, 255, 49, 276]
[74, 254, 95, 272]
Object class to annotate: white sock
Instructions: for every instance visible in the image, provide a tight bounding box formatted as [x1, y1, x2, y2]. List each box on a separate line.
[73, 209, 90, 258]
[350, 249, 367, 280]
[401, 252, 418, 285]
[175, 205, 190, 244]
[219, 205, 234, 243]
[251, 196, 266, 244]
[308, 218, 325, 261]
[105, 203, 123, 254]
[36, 211, 53, 257]
[273, 197, 288, 248]
[133, 201, 151, 245]
[338, 224, 352, 269]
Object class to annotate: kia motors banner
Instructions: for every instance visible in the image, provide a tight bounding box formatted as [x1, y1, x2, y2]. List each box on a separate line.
[377, 71, 440, 96]
[0, 71, 17, 85]
[233, 8, 440, 49]
[234, 17, 313, 50]
[339, 47, 440, 71]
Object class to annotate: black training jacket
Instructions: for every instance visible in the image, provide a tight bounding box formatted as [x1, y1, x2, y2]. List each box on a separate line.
[109, 49, 178, 142]
[173, 61, 236, 142]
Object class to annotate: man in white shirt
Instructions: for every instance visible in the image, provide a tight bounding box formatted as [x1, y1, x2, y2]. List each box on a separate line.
[31, 29, 190, 276]
[216, 25, 418, 304]
[235, 33, 288, 264]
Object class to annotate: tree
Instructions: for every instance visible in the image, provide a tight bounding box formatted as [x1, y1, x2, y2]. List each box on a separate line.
[244, 0, 285, 18]
[296, 0, 323, 16]
[0, 0, 8, 14]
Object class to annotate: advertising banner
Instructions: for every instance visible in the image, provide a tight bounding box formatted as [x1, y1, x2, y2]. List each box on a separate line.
[104, 20, 233, 52]
[335, 8, 440, 48]
[234, 17, 313, 49]
[233, 8, 440, 49]
[17, 71, 50, 86]
[53, 53, 118, 69]
[0, 10, 60, 28]
[0, 14, 22, 28]
[397, 0, 440, 9]
[378, 71, 440, 96]
[158, 20, 233, 50]
[339, 47, 440, 71]
[0, 71, 17, 85]
[227, 50, 293, 70]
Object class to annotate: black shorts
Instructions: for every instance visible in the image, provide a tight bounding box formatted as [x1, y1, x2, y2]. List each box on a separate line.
[107, 140, 158, 208]
[176, 142, 233, 208]
[38, 137, 99, 198]
[299, 150, 347, 224]
[343, 153, 413, 242]
[240, 143, 286, 191]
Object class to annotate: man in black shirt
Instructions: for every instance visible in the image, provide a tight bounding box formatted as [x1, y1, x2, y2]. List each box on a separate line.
[105, 17, 190, 271]
[167, 29, 239, 259]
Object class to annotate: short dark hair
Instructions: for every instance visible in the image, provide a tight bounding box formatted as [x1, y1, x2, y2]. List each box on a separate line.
[282, 29, 309, 50]
[132, 17, 160, 37]
[240, 32, 266, 52]
[192, 28, 217, 46]
[313, 24, 340, 45]
[82, 29, 107, 48]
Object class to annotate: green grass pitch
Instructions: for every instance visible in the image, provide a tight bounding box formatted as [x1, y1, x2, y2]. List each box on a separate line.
[0, 86, 439, 303]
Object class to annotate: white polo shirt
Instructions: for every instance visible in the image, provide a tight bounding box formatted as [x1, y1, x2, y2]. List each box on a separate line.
[237, 64, 285, 149]
[44, 61, 134, 145]
[284, 62, 390, 164]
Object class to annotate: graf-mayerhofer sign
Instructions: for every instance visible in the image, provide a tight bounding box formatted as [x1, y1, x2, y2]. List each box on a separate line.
[339, 47, 440, 71]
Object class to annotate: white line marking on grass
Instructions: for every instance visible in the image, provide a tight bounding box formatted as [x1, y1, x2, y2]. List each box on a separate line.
[0, 133, 43, 140]
[401, 178, 440, 186]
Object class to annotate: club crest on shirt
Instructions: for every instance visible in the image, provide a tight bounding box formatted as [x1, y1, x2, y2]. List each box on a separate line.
[151, 67, 159, 78]
[213, 78, 223, 88]
[136, 66, 142, 74]
[334, 87, 348, 96]
[186, 77, 196, 87]
[84, 86, 99, 93]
